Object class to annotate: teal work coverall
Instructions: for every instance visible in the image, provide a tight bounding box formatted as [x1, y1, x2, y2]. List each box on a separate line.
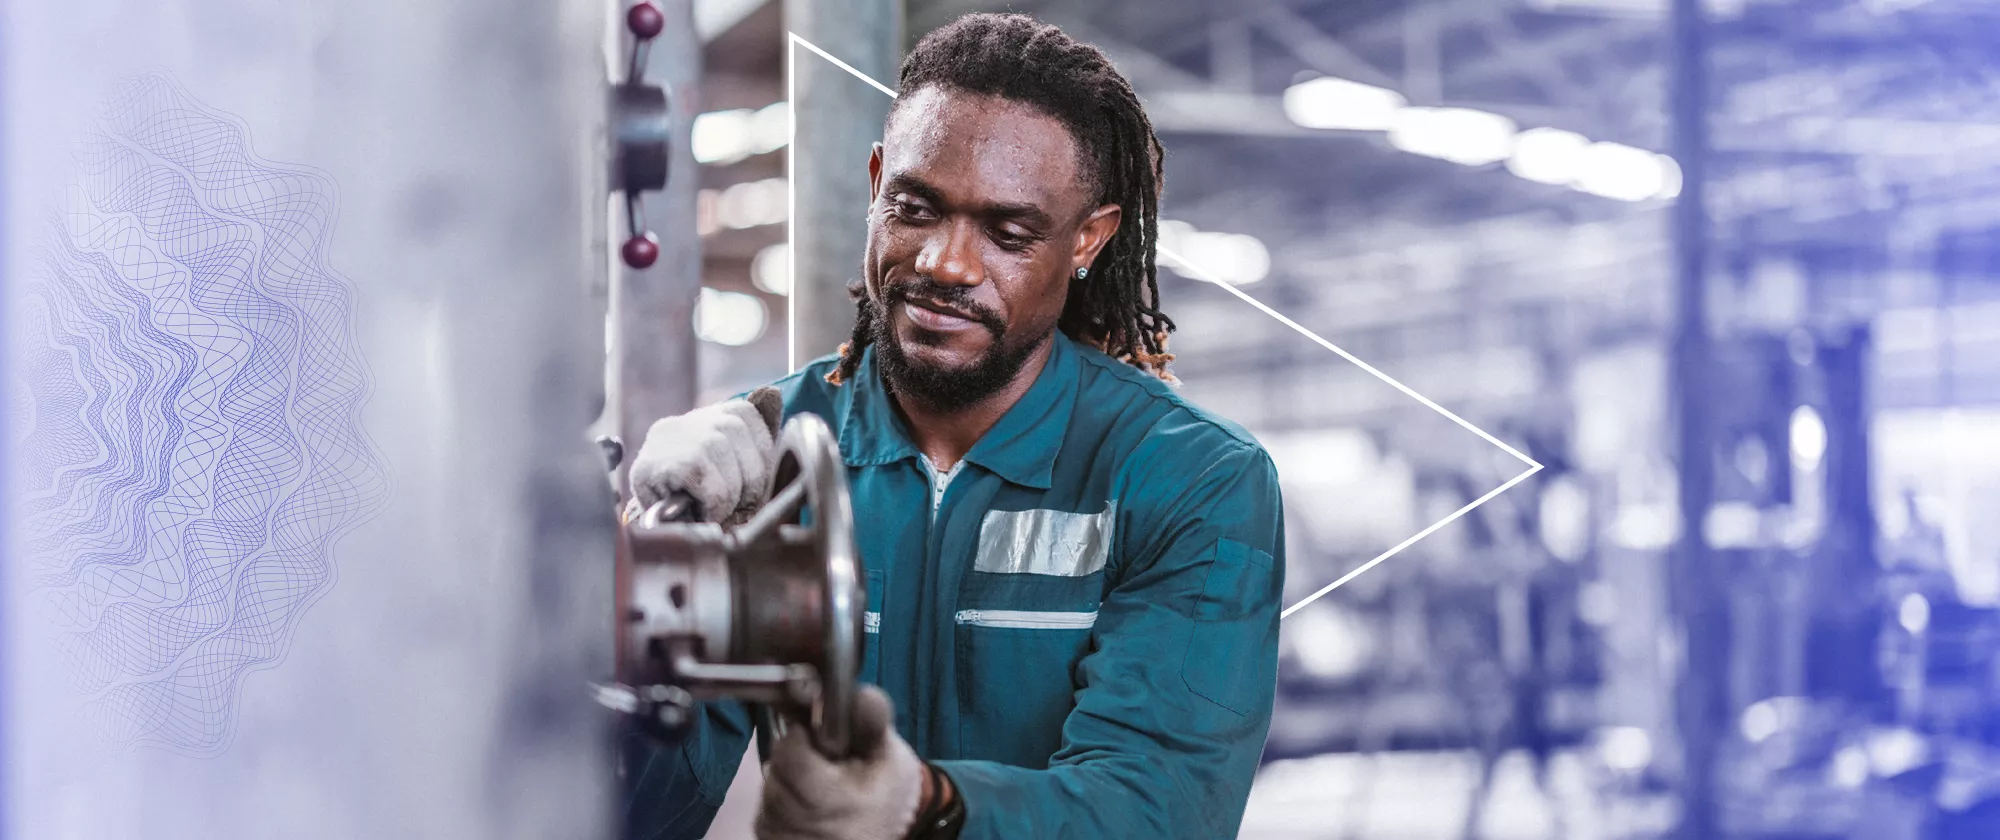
[622, 332, 1286, 839]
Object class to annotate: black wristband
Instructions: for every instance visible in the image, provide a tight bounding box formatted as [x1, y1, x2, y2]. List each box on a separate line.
[909, 762, 966, 840]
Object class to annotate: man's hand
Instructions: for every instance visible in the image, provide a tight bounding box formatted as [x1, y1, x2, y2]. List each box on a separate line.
[626, 386, 784, 523]
[755, 686, 924, 840]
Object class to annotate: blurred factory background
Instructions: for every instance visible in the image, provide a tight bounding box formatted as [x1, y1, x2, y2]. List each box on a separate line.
[674, 0, 2000, 837]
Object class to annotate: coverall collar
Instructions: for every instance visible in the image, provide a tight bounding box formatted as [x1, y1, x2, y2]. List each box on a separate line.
[838, 331, 1079, 490]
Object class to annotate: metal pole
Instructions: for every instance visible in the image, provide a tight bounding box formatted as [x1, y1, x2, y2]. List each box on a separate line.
[1813, 326, 1884, 707]
[612, 0, 702, 453]
[784, 0, 902, 371]
[1667, 0, 1723, 837]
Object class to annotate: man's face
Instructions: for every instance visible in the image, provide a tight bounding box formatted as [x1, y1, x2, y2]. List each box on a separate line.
[862, 86, 1121, 411]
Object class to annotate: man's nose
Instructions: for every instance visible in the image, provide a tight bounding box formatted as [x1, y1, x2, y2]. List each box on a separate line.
[913, 220, 983, 288]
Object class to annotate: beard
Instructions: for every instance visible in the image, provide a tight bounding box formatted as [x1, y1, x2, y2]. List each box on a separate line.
[866, 278, 1044, 413]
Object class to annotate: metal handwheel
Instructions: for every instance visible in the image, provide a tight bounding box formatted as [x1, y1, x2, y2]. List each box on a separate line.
[598, 412, 865, 759]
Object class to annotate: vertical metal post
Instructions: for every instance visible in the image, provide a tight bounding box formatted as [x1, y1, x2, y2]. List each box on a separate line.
[1809, 327, 1885, 706]
[613, 0, 702, 453]
[1668, 0, 1722, 837]
[784, 0, 902, 371]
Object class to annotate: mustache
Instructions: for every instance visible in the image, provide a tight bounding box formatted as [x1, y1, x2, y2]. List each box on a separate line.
[883, 278, 1005, 332]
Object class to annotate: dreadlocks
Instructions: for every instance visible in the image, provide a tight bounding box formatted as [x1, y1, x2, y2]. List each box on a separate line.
[827, 12, 1176, 387]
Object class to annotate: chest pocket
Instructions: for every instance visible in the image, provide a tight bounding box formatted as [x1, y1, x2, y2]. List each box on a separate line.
[953, 504, 1114, 766]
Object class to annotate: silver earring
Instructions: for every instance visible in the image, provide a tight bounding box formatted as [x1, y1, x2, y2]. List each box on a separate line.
[1075, 267, 1089, 281]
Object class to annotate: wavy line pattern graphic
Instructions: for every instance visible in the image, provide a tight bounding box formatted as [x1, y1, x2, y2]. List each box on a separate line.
[14, 72, 387, 755]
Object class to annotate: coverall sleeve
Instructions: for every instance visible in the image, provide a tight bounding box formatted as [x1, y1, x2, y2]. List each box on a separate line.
[935, 440, 1287, 839]
[619, 699, 754, 840]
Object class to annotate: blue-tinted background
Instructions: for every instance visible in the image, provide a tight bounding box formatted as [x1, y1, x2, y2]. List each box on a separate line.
[693, 2, 2000, 838]
[7, 0, 1999, 838]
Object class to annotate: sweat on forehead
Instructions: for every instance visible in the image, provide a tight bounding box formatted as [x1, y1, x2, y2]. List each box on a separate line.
[884, 84, 1103, 202]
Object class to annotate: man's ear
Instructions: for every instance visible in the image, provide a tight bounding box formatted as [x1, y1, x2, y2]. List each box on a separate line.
[1073, 203, 1123, 273]
[868, 142, 885, 201]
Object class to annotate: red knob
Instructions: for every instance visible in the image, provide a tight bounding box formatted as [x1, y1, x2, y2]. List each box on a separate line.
[627, 2, 664, 39]
[622, 232, 661, 269]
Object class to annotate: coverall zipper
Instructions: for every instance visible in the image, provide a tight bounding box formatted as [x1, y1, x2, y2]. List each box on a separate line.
[914, 454, 964, 751]
[953, 609, 1100, 629]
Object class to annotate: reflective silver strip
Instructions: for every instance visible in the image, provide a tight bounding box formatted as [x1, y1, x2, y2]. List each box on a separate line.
[954, 609, 1098, 630]
[973, 503, 1116, 577]
[864, 611, 880, 634]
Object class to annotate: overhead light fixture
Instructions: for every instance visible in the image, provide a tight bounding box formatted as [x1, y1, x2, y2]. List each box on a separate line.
[716, 177, 787, 229]
[1740, 700, 1781, 744]
[692, 109, 755, 164]
[1281, 75, 1684, 204]
[1505, 126, 1681, 201]
[1653, 154, 1683, 199]
[695, 287, 768, 346]
[752, 242, 790, 296]
[1158, 219, 1270, 285]
[1282, 76, 1406, 131]
[1525, 0, 1747, 18]
[1600, 727, 1653, 772]
[1790, 404, 1827, 471]
[1900, 593, 1931, 634]
[747, 101, 790, 155]
[1831, 746, 1870, 788]
[691, 101, 789, 165]
[1572, 141, 1672, 201]
[1507, 127, 1590, 185]
[1389, 107, 1517, 167]
[1864, 0, 1939, 11]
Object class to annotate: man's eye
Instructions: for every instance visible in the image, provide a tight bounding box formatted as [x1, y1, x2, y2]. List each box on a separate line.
[991, 228, 1034, 249]
[888, 197, 932, 221]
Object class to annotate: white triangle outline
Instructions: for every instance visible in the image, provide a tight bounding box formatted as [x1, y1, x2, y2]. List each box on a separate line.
[784, 33, 1544, 620]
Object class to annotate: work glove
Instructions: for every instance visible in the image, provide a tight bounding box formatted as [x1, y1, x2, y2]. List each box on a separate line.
[626, 386, 784, 525]
[755, 686, 924, 840]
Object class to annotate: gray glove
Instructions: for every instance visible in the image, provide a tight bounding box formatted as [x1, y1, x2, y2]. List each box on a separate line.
[755, 686, 924, 840]
[627, 386, 784, 524]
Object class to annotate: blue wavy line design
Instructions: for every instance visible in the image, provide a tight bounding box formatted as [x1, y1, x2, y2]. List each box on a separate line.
[14, 71, 388, 756]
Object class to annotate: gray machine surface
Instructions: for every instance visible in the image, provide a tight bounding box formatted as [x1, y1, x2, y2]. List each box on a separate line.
[3, 0, 624, 837]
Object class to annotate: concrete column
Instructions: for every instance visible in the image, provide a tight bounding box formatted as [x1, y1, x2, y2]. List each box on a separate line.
[784, 0, 903, 370]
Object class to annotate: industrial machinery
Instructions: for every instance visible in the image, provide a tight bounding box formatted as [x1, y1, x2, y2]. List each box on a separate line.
[593, 413, 867, 760]
[589, 2, 863, 762]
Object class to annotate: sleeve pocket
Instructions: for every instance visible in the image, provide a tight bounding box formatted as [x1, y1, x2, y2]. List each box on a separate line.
[1182, 538, 1277, 716]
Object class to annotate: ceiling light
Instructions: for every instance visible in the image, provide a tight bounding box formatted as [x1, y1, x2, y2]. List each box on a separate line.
[752, 242, 790, 296]
[1507, 127, 1590, 185]
[694, 287, 768, 346]
[1389, 107, 1517, 167]
[1282, 77, 1406, 131]
[1573, 141, 1670, 201]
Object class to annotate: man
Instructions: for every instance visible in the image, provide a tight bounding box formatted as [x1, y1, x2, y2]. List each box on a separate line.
[622, 14, 1285, 839]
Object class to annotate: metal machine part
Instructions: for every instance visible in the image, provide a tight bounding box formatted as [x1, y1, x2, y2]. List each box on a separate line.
[611, 2, 671, 269]
[597, 413, 866, 759]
